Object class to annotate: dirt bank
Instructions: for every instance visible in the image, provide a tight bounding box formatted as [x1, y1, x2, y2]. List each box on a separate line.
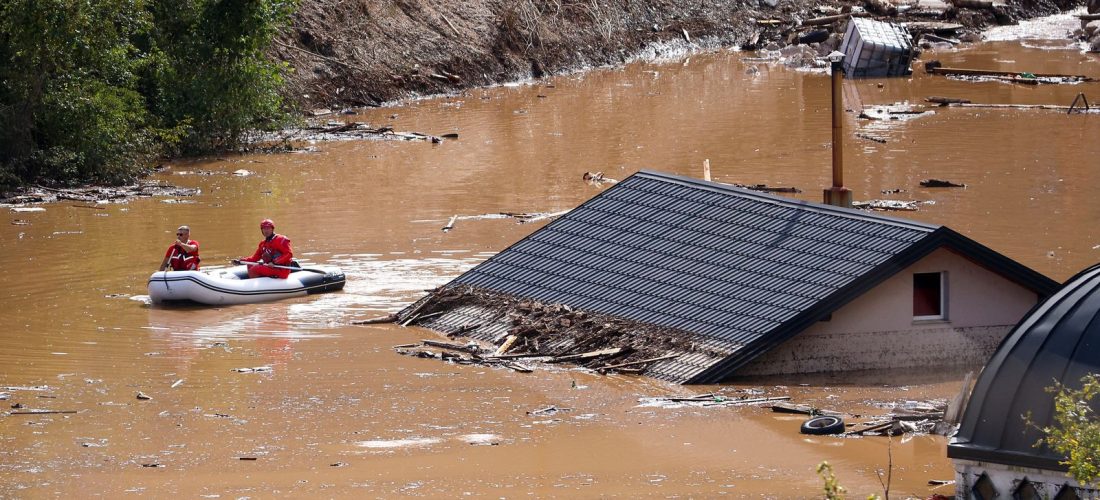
[277, 0, 1080, 110]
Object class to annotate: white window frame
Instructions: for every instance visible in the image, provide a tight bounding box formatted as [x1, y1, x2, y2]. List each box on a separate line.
[913, 270, 948, 321]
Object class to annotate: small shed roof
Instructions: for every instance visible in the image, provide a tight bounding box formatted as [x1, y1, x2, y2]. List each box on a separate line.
[948, 264, 1100, 470]
[430, 171, 1057, 383]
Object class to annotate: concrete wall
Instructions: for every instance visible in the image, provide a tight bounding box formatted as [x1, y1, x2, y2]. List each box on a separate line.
[953, 458, 1094, 499]
[738, 248, 1040, 376]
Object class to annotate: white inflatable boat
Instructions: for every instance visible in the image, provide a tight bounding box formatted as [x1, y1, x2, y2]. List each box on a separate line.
[148, 264, 346, 305]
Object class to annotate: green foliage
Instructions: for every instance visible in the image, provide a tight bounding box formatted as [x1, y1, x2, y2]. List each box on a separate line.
[1036, 373, 1100, 487]
[143, 0, 298, 155]
[818, 461, 847, 500]
[0, 0, 298, 190]
[816, 461, 884, 500]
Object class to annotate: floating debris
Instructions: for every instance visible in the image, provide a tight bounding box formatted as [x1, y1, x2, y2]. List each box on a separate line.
[583, 171, 619, 185]
[853, 199, 921, 211]
[232, 366, 273, 373]
[921, 179, 967, 188]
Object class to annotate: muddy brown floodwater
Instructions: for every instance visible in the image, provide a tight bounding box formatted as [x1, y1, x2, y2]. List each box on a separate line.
[3, 15, 1099, 498]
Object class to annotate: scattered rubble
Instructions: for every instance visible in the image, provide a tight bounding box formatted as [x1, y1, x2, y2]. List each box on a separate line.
[269, 122, 448, 144]
[853, 199, 932, 211]
[1, 181, 199, 206]
[394, 286, 709, 377]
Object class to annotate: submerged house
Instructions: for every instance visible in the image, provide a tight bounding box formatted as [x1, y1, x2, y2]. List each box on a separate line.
[948, 264, 1100, 499]
[414, 170, 1057, 384]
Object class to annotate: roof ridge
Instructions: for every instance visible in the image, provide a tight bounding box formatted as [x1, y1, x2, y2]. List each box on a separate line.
[634, 169, 942, 233]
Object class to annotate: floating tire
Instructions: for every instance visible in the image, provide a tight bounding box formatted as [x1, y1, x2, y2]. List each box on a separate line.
[800, 415, 845, 435]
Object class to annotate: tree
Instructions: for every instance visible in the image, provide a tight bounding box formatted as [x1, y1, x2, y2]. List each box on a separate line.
[0, 0, 298, 190]
[0, 0, 156, 188]
[141, 0, 298, 155]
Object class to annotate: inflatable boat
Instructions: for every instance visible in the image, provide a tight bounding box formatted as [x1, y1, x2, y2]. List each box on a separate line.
[148, 264, 345, 305]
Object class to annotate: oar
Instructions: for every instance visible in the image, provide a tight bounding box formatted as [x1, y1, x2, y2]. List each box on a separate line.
[234, 260, 329, 274]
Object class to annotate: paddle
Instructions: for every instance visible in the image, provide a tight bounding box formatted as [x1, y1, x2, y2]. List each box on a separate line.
[234, 260, 329, 274]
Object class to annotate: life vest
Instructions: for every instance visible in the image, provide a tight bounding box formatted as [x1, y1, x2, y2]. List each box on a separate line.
[258, 234, 292, 265]
[166, 240, 200, 271]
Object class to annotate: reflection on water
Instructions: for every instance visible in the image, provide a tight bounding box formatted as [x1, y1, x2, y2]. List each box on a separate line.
[2, 26, 1099, 496]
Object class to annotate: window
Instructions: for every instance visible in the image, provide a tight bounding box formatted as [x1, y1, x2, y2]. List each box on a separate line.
[1013, 478, 1039, 500]
[913, 271, 947, 320]
[973, 473, 997, 500]
[1054, 484, 1081, 500]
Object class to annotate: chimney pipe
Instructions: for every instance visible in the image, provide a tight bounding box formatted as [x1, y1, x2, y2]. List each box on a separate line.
[823, 52, 852, 208]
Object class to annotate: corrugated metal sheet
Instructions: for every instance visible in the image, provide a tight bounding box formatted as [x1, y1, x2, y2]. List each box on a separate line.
[413, 171, 1058, 384]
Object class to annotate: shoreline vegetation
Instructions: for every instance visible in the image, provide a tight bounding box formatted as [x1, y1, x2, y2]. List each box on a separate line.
[0, 0, 1079, 194]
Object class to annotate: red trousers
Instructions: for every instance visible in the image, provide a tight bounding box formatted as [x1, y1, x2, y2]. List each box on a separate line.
[248, 264, 290, 279]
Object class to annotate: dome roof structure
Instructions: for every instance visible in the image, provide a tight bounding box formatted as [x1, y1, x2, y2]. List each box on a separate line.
[948, 264, 1100, 469]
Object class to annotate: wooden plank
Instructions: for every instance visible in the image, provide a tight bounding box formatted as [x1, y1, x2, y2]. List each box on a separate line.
[351, 313, 398, 325]
[599, 354, 680, 371]
[9, 410, 78, 415]
[494, 335, 518, 356]
[704, 396, 791, 406]
[547, 347, 623, 363]
[927, 66, 1093, 81]
[422, 339, 479, 352]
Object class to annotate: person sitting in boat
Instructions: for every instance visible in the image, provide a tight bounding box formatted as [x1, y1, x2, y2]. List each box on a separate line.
[159, 225, 200, 271]
[232, 219, 294, 279]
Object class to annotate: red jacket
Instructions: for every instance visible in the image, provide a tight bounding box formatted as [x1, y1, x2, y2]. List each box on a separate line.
[164, 240, 200, 271]
[242, 234, 293, 278]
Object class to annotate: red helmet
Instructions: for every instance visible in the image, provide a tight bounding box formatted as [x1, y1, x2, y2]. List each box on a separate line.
[260, 219, 275, 229]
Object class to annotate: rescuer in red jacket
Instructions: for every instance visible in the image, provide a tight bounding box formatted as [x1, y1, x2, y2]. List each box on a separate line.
[159, 225, 200, 271]
[232, 219, 294, 279]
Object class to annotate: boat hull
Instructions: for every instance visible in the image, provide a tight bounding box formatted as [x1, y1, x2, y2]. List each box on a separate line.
[148, 266, 345, 305]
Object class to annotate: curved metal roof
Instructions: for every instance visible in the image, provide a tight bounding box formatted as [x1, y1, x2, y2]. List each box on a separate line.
[948, 263, 1100, 470]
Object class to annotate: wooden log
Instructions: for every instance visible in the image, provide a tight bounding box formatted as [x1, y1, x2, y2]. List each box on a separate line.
[704, 396, 791, 406]
[351, 313, 398, 325]
[703, 159, 711, 181]
[441, 13, 460, 36]
[494, 335, 519, 356]
[599, 354, 680, 371]
[547, 347, 623, 363]
[939, 102, 1083, 111]
[803, 13, 855, 26]
[442, 215, 458, 232]
[398, 295, 435, 325]
[848, 420, 895, 435]
[927, 66, 1093, 81]
[662, 395, 719, 402]
[926, 96, 971, 104]
[392, 343, 420, 349]
[400, 313, 421, 327]
[502, 362, 532, 373]
[446, 323, 482, 338]
[864, 0, 898, 16]
[951, 0, 993, 9]
[484, 352, 549, 359]
[422, 339, 479, 353]
[921, 178, 966, 188]
[770, 402, 842, 416]
[9, 410, 78, 415]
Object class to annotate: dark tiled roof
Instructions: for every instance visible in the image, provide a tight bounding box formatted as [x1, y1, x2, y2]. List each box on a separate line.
[434, 170, 1058, 383]
[948, 264, 1100, 470]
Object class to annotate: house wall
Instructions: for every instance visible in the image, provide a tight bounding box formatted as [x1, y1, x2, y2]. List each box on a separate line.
[738, 248, 1040, 376]
[952, 458, 1094, 498]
